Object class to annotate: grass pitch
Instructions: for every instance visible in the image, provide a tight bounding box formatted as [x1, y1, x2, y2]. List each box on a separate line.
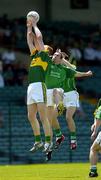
[0, 163, 100, 180]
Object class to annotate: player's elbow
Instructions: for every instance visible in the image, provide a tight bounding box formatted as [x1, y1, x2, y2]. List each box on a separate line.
[37, 35, 43, 42]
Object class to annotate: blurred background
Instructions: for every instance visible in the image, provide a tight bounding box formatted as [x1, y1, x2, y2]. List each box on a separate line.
[0, 0, 101, 164]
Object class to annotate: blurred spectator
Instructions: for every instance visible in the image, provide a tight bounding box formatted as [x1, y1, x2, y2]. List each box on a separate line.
[70, 42, 82, 61]
[3, 25, 12, 45]
[3, 65, 14, 86]
[95, 45, 101, 62]
[83, 42, 96, 61]
[1, 47, 16, 68]
[13, 63, 28, 86]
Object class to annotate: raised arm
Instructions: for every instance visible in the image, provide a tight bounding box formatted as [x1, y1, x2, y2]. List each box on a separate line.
[61, 58, 76, 70]
[31, 31, 42, 51]
[27, 19, 35, 54]
[57, 49, 76, 70]
[75, 70, 93, 78]
[27, 16, 44, 52]
[32, 23, 44, 51]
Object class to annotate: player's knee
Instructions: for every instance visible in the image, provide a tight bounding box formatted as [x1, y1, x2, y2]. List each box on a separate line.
[53, 89, 58, 96]
[40, 115, 46, 123]
[66, 111, 72, 120]
[90, 145, 97, 153]
[28, 112, 35, 121]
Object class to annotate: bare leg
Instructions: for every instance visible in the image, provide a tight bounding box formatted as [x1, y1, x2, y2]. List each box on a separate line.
[47, 105, 64, 150]
[89, 143, 99, 166]
[27, 103, 43, 152]
[66, 106, 76, 132]
[37, 103, 51, 137]
[47, 106, 55, 141]
[66, 106, 77, 149]
[89, 141, 100, 177]
[53, 89, 63, 106]
[27, 104, 40, 135]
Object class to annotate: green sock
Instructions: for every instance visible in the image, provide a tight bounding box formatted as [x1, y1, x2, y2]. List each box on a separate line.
[91, 166, 97, 173]
[54, 129, 62, 138]
[45, 136, 51, 143]
[70, 132, 76, 141]
[35, 135, 41, 142]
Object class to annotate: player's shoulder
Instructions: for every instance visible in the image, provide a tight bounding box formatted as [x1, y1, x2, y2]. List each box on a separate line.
[40, 50, 52, 63]
[63, 65, 76, 72]
[98, 105, 101, 111]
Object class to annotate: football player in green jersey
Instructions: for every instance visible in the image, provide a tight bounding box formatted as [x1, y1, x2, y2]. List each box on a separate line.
[45, 49, 92, 160]
[61, 53, 92, 150]
[89, 99, 101, 177]
[26, 16, 52, 153]
[45, 50, 80, 160]
[52, 50, 92, 150]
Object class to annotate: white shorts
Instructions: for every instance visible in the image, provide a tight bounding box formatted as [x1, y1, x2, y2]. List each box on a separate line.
[27, 82, 46, 105]
[63, 90, 79, 108]
[47, 88, 64, 107]
[95, 131, 101, 146]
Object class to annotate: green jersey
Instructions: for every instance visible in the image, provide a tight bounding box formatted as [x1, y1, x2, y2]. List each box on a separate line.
[94, 106, 101, 120]
[45, 63, 68, 89]
[62, 69, 76, 92]
[28, 49, 51, 84]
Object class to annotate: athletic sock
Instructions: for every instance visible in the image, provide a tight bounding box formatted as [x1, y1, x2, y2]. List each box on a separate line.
[70, 132, 76, 141]
[45, 136, 51, 143]
[90, 165, 97, 173]
[54, 129, 62, 138]
[35, 135, 41, 143]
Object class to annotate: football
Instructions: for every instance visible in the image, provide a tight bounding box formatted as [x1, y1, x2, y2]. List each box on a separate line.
[27, 11, 40, 23]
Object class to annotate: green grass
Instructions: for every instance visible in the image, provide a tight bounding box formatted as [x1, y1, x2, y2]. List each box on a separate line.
[0, 163, 100, 180]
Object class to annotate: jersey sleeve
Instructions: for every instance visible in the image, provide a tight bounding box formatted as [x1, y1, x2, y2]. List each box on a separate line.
[65, 67, 76, 78]
[95, 106, 101, 120]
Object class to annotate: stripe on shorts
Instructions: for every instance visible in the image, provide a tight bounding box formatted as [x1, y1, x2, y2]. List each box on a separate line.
[42, 82, 47, 103]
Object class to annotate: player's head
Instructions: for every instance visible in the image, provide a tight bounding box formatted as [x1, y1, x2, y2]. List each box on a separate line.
[44, 45, 53, 56]
[52, 49, 63, 64]
[59, 50, 73, 62]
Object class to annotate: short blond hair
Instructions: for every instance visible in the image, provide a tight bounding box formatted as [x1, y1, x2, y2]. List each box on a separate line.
[44, 45, 53, 55]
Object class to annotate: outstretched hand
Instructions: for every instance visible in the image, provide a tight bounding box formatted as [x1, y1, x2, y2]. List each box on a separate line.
[27, 16, 37, 27]
[86, 70, 93, 76]
[27, 18, 33, 27]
